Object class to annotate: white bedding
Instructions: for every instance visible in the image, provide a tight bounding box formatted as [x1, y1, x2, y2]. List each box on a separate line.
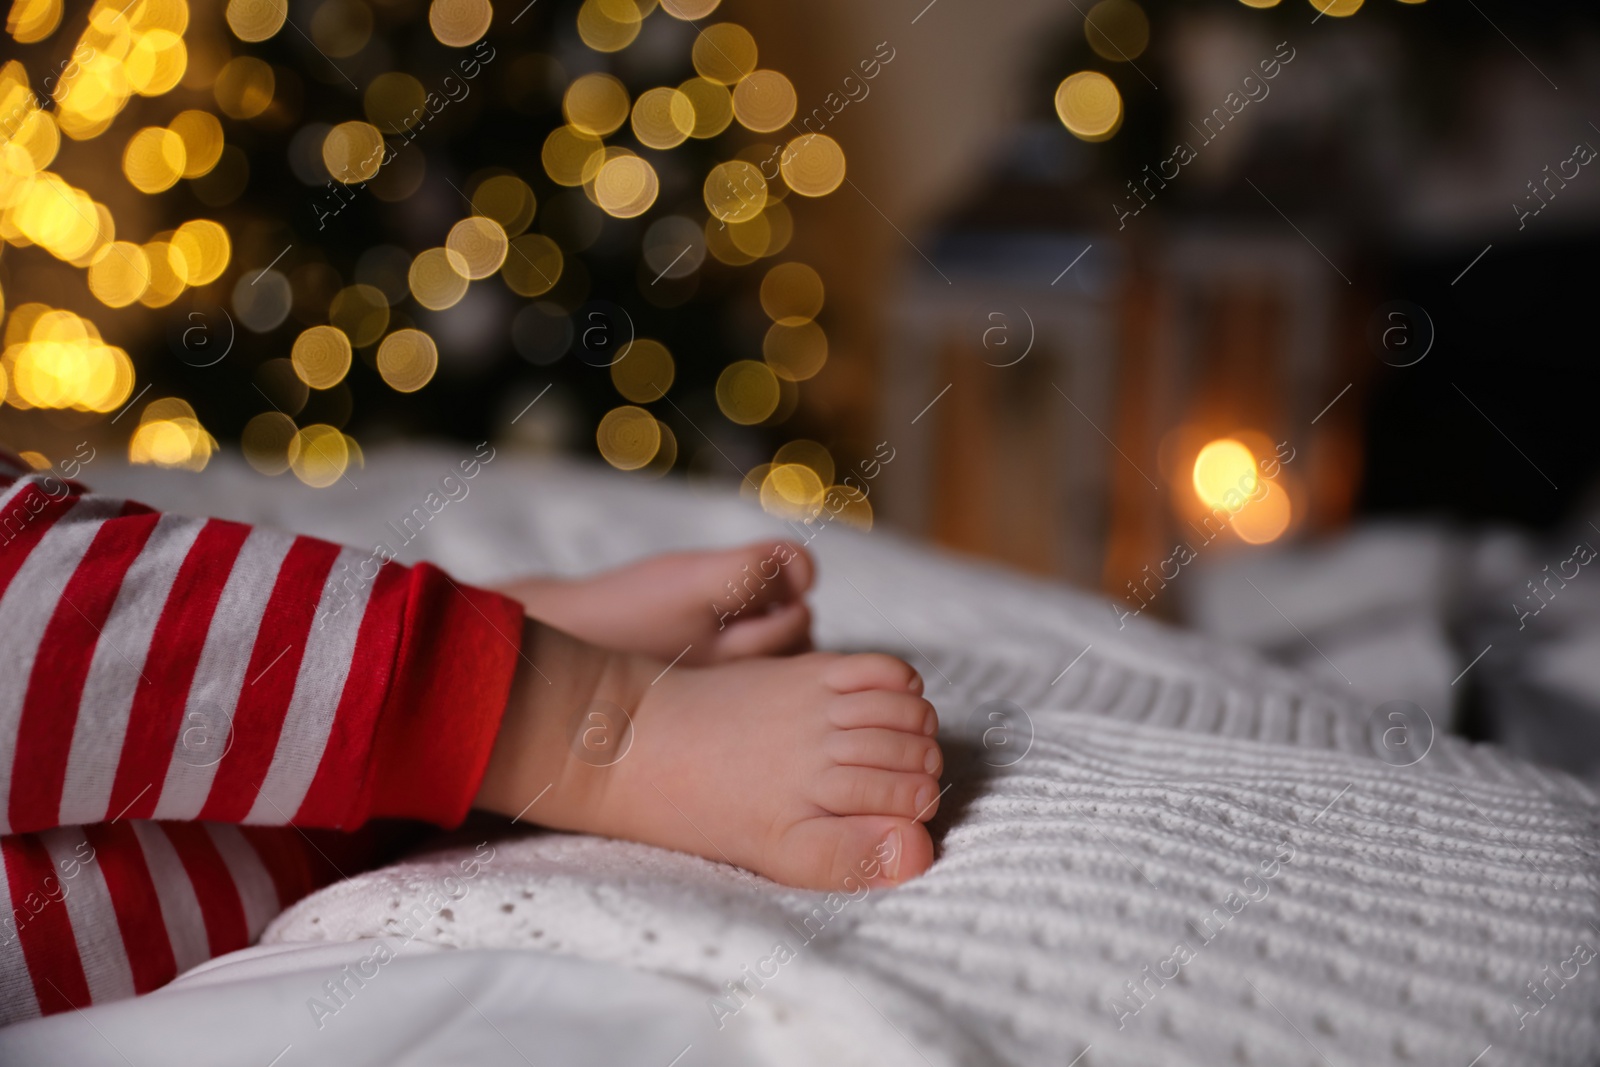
[3, 446, 1597, 1067]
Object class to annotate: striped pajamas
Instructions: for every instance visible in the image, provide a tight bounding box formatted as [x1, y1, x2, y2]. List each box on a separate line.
[0, 448, 525, 1025]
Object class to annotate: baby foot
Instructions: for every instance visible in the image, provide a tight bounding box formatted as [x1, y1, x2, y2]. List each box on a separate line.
[495, 541, 814, 665]
[476, 625, 941, 891]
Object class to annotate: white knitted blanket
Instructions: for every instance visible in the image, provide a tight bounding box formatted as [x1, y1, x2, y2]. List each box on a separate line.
[95, 453, 1600, 1067]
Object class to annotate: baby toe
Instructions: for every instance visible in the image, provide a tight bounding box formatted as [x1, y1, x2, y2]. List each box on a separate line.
[821, 653, 924, 696]
[710, 599, 812, 660]
[771, 816, 934, 890]
[828, 691, 937, 736]
[713, 541, 811, 609]
[816, 766, 941, 821]
[828, 727, 942, 776]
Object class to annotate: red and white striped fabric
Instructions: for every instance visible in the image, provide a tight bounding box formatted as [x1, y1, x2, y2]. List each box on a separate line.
[0, 447, 525, 1024]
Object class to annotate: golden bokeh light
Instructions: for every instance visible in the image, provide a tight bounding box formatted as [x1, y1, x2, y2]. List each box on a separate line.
[0, 0, 849, 496]
[692, 23, 757, 85]
[725, 211, 771, 258]
[760, 262, 824, 324]
[311, 0, 374, 57]
[541, 125, 606, 187]
[87, 243, 152, 307]
[610, 338, 674, 402]
[1308, 0, 1363, 14]
[773, 438, 834, 486]
[11, 174, 104, 263]
[365, 72, 427, 133]
[1055, 71, 1122, 142]
[328, 284, 390, 346]
[823, 484, 873, 530]
[704, 159, 766, 222]
[409, 247, 471, 310]
[376, 328, 439, 393]
[10, 108, 60, 172]
[678, 76, 733, 139]
[471, 174, 536, 236]
[4, 304, 48, 350]
[172, 219, 230, 284]
[593, 154, 659, 218]
[241, 411, 300, 475]
[130, 398, 214, 471]
[501, 234, 564, 296]
[631, 86, 696, 150]
[597, 404, 661, 470]
[659, 0, 718, 18]
[577, 0, 642, 53]
[1237, 0, 1281, 7]
[168, 110, 224, 178]
[134, 0, 191, 35]
[1232, 479, 1291, 544]
[2, 309, 135, 413]
[125, 30, 188, 96]
[639, 420, 677, 479]
[138, 239, 189, 308]
[226, 0, 287, 42]
[763, 319, 827, 382]
[732, 70, 796, 133]
[602, 0, 657, 15]
[213, 56, 275, 119]
[715, 359, 779, 424]
[1085, 0, 1150, 62]
[738, 463, 770, 502]
[447, 216, 510, 278]
[429, 0, 492, 46]
[290, 423, 350, 487]
[323, 121, 385, 183]
[702, 214, 755, 266]
[122, 127, 186, 193]
[760, 200, 793, 255]
[9, 0, 63, 43]
[292, 325, 354, 390]
[565, 73, 631, 136]
[779, 134, 845, 197]
[734, 143, 787, 198]
[759, 462, 823, 522]
[1192, 438, 1258, 511]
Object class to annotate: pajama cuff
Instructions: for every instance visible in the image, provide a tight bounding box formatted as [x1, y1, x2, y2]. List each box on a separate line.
[362, 562, 525, 828]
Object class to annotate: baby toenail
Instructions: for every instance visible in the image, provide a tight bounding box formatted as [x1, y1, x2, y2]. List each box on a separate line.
[923, 748, 940, 774]
[915, 784, 934, 812]
[923, 710, 937, 736]
[880, 830, 902, 882]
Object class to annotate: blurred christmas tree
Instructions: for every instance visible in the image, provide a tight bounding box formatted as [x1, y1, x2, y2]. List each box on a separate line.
[1, 0, 863, 527]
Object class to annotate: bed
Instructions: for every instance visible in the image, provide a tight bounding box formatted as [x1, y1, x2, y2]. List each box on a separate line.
[2, 445, 1596, 1067]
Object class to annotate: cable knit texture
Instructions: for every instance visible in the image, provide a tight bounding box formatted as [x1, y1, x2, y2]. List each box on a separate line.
[93, 453, 1600, 1067]
[265, 577, 1600, 1066]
